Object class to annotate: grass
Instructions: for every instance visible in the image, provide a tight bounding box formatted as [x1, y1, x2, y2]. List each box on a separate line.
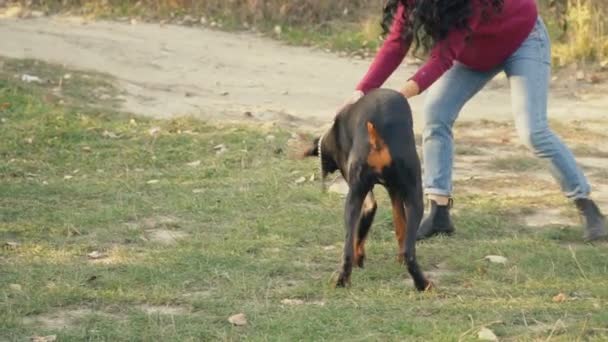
[2, 60, 608, 341]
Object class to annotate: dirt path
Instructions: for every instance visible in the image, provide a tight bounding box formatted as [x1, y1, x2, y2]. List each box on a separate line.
[1, 16, 607, 131]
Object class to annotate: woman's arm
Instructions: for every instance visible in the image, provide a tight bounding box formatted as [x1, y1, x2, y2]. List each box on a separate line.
[408, 14, 482, 93]
[355, 3, 412, 93]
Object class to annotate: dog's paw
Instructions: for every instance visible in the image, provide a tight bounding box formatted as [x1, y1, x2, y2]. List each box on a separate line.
[335, 273, 351, 288]
[354, 254, 365, 268]
[415, 279, 434, 292]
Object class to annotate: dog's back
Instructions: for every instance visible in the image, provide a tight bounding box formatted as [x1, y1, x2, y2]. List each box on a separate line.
[337, 88, 416, 169]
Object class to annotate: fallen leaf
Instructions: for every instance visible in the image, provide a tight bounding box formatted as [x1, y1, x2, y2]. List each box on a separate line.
[484, 255, 507, 264]
[192, 189, 204, 193]
[63, 175, 73, 180]
[309, 173, 315, 182]
[87, 251, 106, 259]
[228, 313, 247, 326]
[25, 137, 33, 144]
[9, 283, 22, 291]
[187, 160, 201, 167]
[102, 130, 118, 139]
[214, 144, 227, 155]
[281, 299, 305, 305]
[21, 74, 42, 83]
[322, 245, 336, 251]
[478, 327, 498, 341]
[148, 127, 161, 136]
[147, 179, 160, 184]
[86, 275, 99, 283]
[30, 10, 45, 18]
[30, 335, 57, 342]
[294, 176, 306, 184]
[82, 146, 92, 152]
[553, 292, 567, 303]
[63, 74, 72, 80]
[0, 102, 10, 110]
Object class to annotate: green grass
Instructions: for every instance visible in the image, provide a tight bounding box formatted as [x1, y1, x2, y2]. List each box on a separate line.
[2, 61, 608, 341]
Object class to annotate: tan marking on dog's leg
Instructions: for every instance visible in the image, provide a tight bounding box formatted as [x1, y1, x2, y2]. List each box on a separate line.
[390, 195, 407, 263]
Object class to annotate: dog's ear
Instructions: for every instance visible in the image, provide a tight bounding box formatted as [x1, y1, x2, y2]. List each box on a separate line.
[367, 121, 380, 149]
[288, 133, 319, 159]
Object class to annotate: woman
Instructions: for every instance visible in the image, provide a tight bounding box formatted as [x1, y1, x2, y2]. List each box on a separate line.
[342, 0, 607, 241]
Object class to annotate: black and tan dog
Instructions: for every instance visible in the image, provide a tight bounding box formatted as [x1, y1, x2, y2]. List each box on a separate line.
[296, 88, 431, 291]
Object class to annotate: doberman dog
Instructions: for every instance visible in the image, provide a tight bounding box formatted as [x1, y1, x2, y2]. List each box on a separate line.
[296, 88, 431, 291]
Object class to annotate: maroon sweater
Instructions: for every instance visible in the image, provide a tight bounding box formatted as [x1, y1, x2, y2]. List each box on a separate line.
[356, 0, 538, 93]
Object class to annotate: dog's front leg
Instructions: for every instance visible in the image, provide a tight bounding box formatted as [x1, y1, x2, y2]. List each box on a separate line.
[336, 183, 367, 288]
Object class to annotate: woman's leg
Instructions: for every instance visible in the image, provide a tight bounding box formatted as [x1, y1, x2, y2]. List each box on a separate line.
[418, 62, 501, 240]
[504, 17, 606, 240]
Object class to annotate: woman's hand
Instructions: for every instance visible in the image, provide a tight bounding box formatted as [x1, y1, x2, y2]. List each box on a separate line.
[400, 80, 420, 99]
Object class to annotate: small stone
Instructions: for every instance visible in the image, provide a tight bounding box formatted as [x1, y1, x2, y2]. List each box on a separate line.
[478, 327, 498, 341]
[484, 255, 507, 264]
[87, 251, 106, 259]
[576, 70, 585, 81]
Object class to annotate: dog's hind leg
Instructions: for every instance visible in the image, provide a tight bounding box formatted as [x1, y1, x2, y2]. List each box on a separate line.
[388, 189, 407, 263]
[336, 182, 370, 287]
[355, 191, 377, 268]
[402, 182, 432, 292]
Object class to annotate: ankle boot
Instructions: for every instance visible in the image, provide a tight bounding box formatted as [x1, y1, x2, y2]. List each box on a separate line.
[575, 198, 608, 242]
[417, 199, 455, 241]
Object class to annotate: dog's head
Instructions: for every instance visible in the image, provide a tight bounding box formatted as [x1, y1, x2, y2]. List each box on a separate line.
[290, 131, 339, 180]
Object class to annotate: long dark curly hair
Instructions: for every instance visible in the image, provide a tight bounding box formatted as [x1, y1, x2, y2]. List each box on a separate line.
[382, 0, 504, 56]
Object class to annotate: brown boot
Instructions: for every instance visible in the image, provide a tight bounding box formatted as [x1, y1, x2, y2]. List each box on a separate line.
[575, 198, 608, 242]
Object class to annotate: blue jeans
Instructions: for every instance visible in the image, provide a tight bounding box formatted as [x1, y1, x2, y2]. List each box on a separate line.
[422, 17, 590, 199]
